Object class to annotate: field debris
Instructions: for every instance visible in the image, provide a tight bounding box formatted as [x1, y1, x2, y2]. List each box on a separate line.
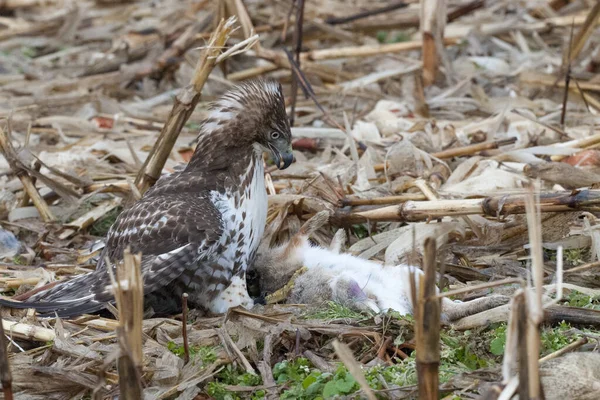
[1, 0, 600, 399]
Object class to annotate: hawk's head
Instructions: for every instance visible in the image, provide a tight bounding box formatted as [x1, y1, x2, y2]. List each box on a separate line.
[214, 79, 293, 169]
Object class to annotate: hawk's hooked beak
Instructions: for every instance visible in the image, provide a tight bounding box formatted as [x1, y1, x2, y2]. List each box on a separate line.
[269, 144, 294, 170]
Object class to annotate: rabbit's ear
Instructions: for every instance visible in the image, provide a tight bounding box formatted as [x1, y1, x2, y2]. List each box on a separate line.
[329, 229, 347, 254]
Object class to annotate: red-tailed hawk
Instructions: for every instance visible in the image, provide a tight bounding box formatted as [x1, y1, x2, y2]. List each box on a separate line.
[0, 79, 293, 317]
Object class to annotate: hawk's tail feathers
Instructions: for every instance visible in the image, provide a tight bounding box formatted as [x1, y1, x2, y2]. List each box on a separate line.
[0, 296, 107, 318]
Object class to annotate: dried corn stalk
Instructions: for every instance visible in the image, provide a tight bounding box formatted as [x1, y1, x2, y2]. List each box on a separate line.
[421, 0, 447, 86]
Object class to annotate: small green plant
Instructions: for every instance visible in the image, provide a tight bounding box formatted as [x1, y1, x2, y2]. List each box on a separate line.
[564, 290, 600, 310]
[564, 248, 587, 265]
[365, 358, 418, 388]
[274, 359, 360, 399]
[12, 255, 25, 265]
[166, 342, 217, 364]
[351, 224, 369, 239]
[206, 363, 264, 400]
[90, 207, 123, 236]
[488, 324, 507, 356]
[322, 366, 358, 398]
[375, 30, 411, 44]
[441, 332, 492, 372]
[21, 46, 37, 58]
[206, 382, 240, 400]
[273, 358, 312, 384]
[540, 321, 579, 356]
[544, 248, 587, 265]
[305, 301, 370, 321]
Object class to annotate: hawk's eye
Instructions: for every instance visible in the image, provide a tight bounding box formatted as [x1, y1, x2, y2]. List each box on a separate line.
[270, 131, 280, 140]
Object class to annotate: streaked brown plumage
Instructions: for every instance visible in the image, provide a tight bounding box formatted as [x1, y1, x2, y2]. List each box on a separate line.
[0, 79, 293, 317]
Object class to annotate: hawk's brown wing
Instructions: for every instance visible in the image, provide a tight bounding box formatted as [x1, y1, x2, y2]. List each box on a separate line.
[1, 193, 224, 317]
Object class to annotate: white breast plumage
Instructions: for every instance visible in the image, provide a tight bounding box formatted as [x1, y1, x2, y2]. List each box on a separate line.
[210, 154, 267, 272]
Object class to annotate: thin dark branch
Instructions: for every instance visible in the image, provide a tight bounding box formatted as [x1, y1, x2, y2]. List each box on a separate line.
[289, 0, 306, 127]
[283, 49, 324, 114]
[182, 293, 190, 364]
[447, 0, 485, 23]
[573, 78, 592, 113]
[560, 19, 576, 128]
[325, 1, 408, 25]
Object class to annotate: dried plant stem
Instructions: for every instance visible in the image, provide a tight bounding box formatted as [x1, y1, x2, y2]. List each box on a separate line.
[434, 278, 523, 300]
[421, 0, 446, 86]
[182, 293, 190, 364]
[339, 193, 427, 207]
[373, 137, 517, 171]
[0, 316, 13, 400]
[255, 46, 354, 83]
[549, 131, 600, 161]
[135, 16, 238, 195]
[19, 160, 40, 207]
[524, 186, 544, 399]
[565, 1, 600, 65]
[515, 292, 530, 399]
[0, 319, 56, 342]
[335, 190, 600, 224]
[113, 248, 144, 399]
[305, 37, 458, 61]
[432, 137, 517, 159]
[0, 126, 55, 222]
[415, 238, 441, 400]
[564, 259, 600, 274]
[228, 63, 279, 81]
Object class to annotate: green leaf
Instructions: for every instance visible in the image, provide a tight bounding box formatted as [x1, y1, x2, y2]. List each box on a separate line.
[336, 374, 356, 393]
[490, 334, 506, 356]
[322, 380, 340, 398]
[302, 374, 317, 389]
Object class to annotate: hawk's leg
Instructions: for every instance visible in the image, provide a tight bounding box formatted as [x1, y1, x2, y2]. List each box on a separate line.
[207, 271, 254, 313]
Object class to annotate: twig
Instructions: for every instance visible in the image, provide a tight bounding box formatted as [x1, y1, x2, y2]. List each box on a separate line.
[219, 328, 256, 375]
[511, 109, 570, 139]
[19, 160, 40, 207]
[0, 126, 55, 222]
[560, 20, 575, 128]
[415, 238, 441, 400]
[0, 315, 13, 400]
[325, 1, 408, 25]
[182, 293, 190, 364]
[112, 248, 144, 399]
[433, 278, 523, 300]
[134, 16, 239, 195]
